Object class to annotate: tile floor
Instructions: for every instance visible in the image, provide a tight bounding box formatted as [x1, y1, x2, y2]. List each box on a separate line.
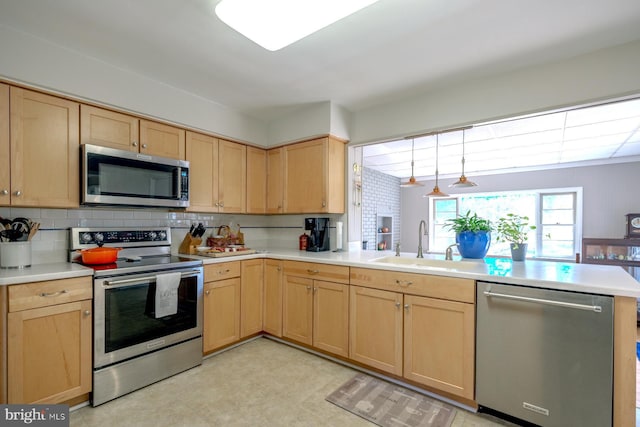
[70, 338, 516, 427]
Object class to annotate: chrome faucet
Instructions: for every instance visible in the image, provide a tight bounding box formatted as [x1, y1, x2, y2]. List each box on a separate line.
[445, 243, 459, 260]
[417, 220, 427, 258]
[395, 242, 401, 256]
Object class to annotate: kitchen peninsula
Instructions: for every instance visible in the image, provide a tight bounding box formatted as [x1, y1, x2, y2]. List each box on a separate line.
[0, 249, 637, 426]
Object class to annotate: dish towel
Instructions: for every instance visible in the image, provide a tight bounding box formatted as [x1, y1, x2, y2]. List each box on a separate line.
[155, 272, 182, 318]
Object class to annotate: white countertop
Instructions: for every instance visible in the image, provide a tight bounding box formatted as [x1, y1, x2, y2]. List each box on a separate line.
[2, 250, 639, 298]
[0, 262, 93, 286]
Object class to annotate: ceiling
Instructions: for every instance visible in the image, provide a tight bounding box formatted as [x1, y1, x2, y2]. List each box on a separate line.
[1, 0, 640, 177]
[1, 0, 640, 124]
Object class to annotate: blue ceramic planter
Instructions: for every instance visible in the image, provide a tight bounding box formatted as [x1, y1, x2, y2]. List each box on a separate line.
[456, 231, 491, 259]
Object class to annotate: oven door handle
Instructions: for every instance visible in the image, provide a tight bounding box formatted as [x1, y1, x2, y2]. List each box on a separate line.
[103, 270, 202, 287]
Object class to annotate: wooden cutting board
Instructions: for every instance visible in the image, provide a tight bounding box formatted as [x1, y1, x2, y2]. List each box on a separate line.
[197, 249, 257, 258]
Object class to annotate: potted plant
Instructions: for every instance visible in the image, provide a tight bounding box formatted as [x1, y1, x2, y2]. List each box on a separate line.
[495, 213, 536, 261]
[444, 210, 492, 259]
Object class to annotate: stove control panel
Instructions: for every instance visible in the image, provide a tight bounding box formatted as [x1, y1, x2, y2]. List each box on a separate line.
[70, 227, 172, 249]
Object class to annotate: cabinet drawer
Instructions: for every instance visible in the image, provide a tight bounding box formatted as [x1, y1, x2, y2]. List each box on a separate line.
[8, 276, 93, 312]
[283, 260, 349, 284]
[350, 267, 474, 303]
[204, 261, 241, 282]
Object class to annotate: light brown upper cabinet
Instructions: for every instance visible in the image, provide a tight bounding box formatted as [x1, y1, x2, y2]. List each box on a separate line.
[246, 146, 267, 214]
[283, 136, 345, 214]
[185, 131, 246, 213]
[8, 88, 79, 208]
[0, 84, 9, 205]
[266, 147, 284, 214]
[80, 105, 185, 160]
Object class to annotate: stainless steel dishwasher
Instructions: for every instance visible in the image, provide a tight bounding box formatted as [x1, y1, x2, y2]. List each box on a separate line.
[476, 281, 614, 427]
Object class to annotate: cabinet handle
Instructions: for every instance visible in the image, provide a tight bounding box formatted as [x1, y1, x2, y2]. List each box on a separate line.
[219, 269, 230, 275]
[205, 290, 210, 295]
[142, 143, 147, 149]
[404, 304, 409, 311]
[14, 190, 21, 197]
[132, 141, 138, 147]
[306, 286, 312, 291]
[219, 202, 224, 208]
[215, 202, 219, 207]
[84, 310, 91, 316]
[276, 267, 281, 271]
[313, 287, 317, 293]
[395, 302, 401, 309]
[40, 289, 68, 297]
[395, 279, 413, 286]
[307, 269, 319, 274]
[322, 201, 326, 207]
[0, 189, 7, 195]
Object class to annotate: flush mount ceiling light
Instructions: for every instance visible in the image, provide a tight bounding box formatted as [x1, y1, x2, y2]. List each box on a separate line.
[425, 134, 449, 197]
[450, 128, 478, 188]
[215, 0, 380, 51]
[400, 138, 423, 187]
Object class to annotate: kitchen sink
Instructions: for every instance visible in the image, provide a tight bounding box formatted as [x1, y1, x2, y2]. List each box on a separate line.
[370, 256, 483, 271]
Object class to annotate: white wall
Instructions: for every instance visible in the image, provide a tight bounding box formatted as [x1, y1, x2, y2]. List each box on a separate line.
[350, 39, 640, 145]
[399, 162, 640, 253]
[0, 24, 266, 145]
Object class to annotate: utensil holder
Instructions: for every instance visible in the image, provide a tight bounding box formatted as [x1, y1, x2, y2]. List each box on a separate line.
[0, 241, 32, 268]
[178, 233, 202, 255]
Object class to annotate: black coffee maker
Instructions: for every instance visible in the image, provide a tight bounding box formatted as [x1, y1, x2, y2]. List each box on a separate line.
[305, 217, 330, 252]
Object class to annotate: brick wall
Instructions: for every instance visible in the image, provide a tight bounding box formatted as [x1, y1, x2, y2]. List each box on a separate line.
[362, 167, 401, 251]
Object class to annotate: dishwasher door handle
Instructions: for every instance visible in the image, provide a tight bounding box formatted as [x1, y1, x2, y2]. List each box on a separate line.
[483, 290, 602, 313]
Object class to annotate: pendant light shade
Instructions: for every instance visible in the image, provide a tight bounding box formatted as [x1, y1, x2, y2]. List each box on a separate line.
[425, 134, 449, 197]
[400, 138, 423, 187]
[449, 128, 477, 188]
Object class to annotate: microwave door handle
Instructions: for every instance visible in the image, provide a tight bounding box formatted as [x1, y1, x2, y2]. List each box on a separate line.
[104, 270, 201, 287]
[176, 167, 182, 198]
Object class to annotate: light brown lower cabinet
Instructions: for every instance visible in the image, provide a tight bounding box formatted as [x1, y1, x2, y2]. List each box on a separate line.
[263, 259, 283, 336]
[7, 277, 92, 404]
[282, 275, 349, 357]
[240, 259, 264, 338]
[349, 285, 403, 375]
[403, 294, 475, 400]
[203, 277, 241, 352]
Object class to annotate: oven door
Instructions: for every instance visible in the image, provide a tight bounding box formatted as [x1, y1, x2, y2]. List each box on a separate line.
[94, 266, 203, 368]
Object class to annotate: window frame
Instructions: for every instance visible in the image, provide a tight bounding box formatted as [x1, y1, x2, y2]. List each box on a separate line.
[428, 187, 582, 260]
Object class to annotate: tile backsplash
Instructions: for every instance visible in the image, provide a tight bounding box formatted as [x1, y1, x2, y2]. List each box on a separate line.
[0, 207, 345, 264]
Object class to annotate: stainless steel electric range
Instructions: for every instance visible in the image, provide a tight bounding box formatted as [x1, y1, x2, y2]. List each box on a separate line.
[70, 227, 203, 406]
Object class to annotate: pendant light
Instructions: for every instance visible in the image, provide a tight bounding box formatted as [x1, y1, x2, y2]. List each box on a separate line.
[424, 134, 449, 197]
[400, 138, 423, 187]
[449, 128, 477, 188]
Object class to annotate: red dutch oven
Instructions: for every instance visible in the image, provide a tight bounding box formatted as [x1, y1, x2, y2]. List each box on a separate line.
[77, 246, 122, 264]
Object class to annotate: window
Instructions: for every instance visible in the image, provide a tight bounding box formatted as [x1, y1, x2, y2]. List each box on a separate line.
[429, 188, 581, 259]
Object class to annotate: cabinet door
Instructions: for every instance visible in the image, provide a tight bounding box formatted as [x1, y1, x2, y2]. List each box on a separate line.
[349, 285, 403, 375]
[246, 146, 266, 214]
[185, 131, 218, 212]
[203, 278, 240, 353]
[404, 295, 475, 399]
[263, 259, 283, 337]
[139, 119, 185, 159]
[10, 88, 79, 207]
[284, 138, 326, 213]
[0, 83, 9, 205]
[282, 275, 313, 345]
[313, 280, 349, 357]
[8, 300, 92, 404]
[240, 259, 264, 338]
[266, 147, 284, 214]
[80, 104, 139, 152]
[218, 140, 246, 213]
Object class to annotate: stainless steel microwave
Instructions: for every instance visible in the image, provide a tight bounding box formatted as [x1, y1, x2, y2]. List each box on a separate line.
[81, 144, 189, 208]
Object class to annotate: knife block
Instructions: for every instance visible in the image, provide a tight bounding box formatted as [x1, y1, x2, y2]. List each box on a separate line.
[178, 233, 202, 255]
